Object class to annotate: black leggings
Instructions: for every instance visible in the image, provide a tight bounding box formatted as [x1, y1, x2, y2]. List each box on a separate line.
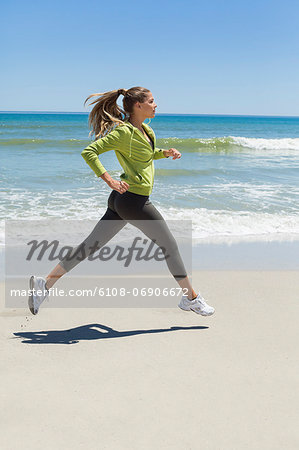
[59, 190, 188, 281]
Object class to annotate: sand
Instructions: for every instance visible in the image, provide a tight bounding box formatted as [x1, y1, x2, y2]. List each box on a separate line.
[1, 271, 298, 450]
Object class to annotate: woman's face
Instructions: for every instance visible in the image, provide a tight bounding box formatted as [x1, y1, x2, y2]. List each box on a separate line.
[138, 92, 157, 119]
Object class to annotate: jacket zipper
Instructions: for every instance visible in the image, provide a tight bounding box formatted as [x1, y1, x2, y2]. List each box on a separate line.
[134, 126, 155, 152]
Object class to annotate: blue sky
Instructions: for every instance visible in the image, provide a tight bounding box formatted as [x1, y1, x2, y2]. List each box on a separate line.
[1, 0, 299, 115]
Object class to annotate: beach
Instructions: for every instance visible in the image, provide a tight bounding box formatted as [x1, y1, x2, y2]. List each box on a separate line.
[1, 270, 298, 450]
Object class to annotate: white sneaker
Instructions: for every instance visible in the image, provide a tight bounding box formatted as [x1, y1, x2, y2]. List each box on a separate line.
[178, 292, 215, 316]
[28, 276, 49, 315]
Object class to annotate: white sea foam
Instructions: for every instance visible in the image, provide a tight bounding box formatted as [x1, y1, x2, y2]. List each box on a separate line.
[230, 136, 299, 151]
[158, 207, 299, 240]
[1, 206, 299, 246]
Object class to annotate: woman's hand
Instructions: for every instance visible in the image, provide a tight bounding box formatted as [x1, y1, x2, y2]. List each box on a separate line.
[100, 172, 129, 193]
[107, 178, 130, 194]
[163, 148, 181, 159]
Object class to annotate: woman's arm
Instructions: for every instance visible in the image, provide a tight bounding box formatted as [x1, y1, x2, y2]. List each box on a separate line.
[153, 147, 169, 160]
[81, 126, 126, 177]
[81, 126, 129, 193]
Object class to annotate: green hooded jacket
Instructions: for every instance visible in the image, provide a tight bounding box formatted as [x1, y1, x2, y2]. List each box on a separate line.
[81, 121, 168, 196]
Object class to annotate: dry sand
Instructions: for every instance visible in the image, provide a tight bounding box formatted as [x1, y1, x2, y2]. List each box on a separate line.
[1, 271, 298, 450]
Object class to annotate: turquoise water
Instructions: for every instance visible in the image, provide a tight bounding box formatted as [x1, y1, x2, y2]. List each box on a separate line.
[1, 112, 299, 243]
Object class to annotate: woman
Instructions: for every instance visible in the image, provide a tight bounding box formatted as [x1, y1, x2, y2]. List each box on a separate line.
[28, 86, 215, 317]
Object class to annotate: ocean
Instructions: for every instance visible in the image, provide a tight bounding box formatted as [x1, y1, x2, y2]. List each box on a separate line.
[1, 112, 299, 246]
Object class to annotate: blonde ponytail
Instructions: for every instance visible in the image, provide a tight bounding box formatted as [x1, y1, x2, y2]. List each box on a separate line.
[84, 86, 150, 140]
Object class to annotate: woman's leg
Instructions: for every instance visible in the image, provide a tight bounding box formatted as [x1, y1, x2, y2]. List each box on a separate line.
[46, 264, 67, 290]
[176, 277, 197, 301]
[46, 191, 127, 289]
[114, 192, 197, 300]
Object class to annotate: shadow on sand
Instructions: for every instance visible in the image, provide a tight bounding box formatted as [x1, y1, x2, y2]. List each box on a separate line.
[13, 323, 208, 345]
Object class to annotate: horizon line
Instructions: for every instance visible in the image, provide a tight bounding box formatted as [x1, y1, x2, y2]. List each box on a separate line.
[1, 111, 299, 118]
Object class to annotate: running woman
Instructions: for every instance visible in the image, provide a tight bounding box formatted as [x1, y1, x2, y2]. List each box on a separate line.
[28, 87, 215, 317]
